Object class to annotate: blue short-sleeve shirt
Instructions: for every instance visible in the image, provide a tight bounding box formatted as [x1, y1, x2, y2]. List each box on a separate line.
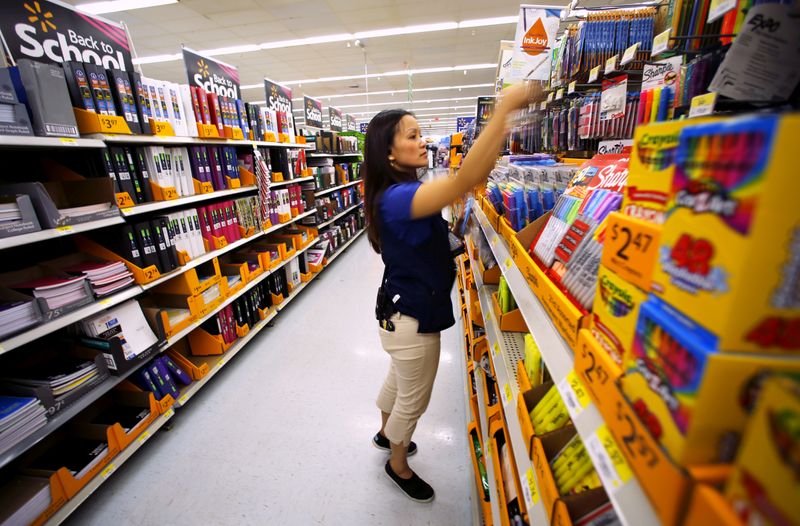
[379, 181, 456, 333]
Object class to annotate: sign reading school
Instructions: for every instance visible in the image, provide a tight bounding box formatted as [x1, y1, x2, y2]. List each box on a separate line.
[304, 95, 323, 128]
[0, 0, 134, 71]
[183, 47, 239, 99]
[329, 106, 343, 132]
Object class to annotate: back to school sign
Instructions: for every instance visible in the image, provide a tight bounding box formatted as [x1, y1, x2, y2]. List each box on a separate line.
[183, 47, 240, 99]
[0, 0, 133, 71]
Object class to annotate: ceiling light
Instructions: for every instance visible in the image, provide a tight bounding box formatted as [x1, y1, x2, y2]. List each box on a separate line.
[76, 0, 177, 14]
[282, 63, 495, 85]
[353, 22, 458, 39]
[132, 53, 181, 65]
[259, 33, 353, 50]
[458, 16, 519, 29]
[464, 70, 468, 75]
[291, 96, 479, 111]
[283, 83, 492, 98]
[200, 44, 260, 56]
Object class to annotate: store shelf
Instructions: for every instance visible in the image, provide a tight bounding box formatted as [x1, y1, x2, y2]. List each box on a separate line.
[0, 286, 143, 356]
[84, 134, 314, 149]
[306, 152, 361, 158]
[140, 231, 265, 291]
[314, 179, 362, 197]
[43, 405, 176, 526]
[0, 136, 106, 149]
[263, 208, 317, 235]
[474, 284, 550, 525]
[473, 367, 503, 526]
[164, 238, 319, 348]
[270, 176, 314, 188]
[0, 347, 163, 471]
[472, 204, 660, 526]
[121, 186, 257, 217]
[324, 228, 365, 265]
[174, 307, 280, 408]
[316, 202, 363, 230]
[0, 216, 125, 251]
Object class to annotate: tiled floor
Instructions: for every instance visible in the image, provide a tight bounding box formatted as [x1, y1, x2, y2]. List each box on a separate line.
[65, 235, 475, 526]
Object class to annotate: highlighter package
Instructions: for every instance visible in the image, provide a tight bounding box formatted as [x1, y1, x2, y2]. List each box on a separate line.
[651, 113, 800, 354]
[622, 294, 800, 466]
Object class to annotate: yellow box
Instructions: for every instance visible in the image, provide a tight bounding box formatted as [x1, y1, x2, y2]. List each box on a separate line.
[724, 377, 800, 526]
[623, 295, 800, 466]
[623, 118, 714, 224]
[650, 114, 800, 353]
[591, 264, 647, 367]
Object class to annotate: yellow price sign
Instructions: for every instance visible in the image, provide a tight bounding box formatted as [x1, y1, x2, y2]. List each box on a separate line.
[164, 408, 175, 419]
[601, 212, 660, 291]
[555, 88, 564, 100]
[179, 394, 189, 405]
[503, 383, 513, 405]
[493, 342, 501, 357]
[597, 424, 633, 486]
[620, 42, 640, 66]
[588, 65, 601, 83]
[100, 463, 116, 479]
[605, 55, 618, 75]
[504, 257, 513, 270]
[652, 28, 671, 57]
[567, 371, 591, 409]
[59, 137, 78, 145]
[689, 92, 718, 118]
[547, 92, 554, 103]
[163, 187, 178, 200]
[568, 81, 576, 94]
[55, 225, 74, 234]
[540, 101, 547, 111]
[525, 468, 540, 506]
[137, 431, 151, 444]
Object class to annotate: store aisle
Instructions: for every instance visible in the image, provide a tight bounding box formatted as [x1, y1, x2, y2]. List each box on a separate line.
[65, 235, 475, 526]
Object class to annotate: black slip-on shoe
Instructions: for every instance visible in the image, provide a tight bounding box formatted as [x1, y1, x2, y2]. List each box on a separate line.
[373, 432, 417, 456]
[384, 460, 435, 503]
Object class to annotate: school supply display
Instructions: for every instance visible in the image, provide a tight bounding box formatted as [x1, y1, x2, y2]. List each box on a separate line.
[77, 300, 159, 361]
[530, 385, 570, 435]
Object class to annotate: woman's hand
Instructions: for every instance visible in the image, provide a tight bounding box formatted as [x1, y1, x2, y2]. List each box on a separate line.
[497, 81, 544, 114]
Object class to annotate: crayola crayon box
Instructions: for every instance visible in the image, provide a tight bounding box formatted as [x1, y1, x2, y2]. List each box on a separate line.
[622, 294, 800, 466]
[591, 264, 647, 367]
[651, 113, 800, 354]
[622, 118, 717, 224]
[725, 376, 800, 526]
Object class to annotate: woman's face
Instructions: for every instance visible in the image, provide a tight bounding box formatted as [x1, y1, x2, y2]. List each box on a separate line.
[390, 115, 427, 169]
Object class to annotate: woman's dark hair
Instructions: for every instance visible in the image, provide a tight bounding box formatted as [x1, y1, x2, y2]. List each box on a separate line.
[363, 109, 416, 253]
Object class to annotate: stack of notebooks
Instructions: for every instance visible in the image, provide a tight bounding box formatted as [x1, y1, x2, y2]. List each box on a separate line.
[78, 300, 159, 361]
[12, 275, 90, 311]
[0, 301, 39, 339]
[2, 356, 102, 404]
[0, 475, 51, 526]
[0, 396, 47, 454]
[0, 202, 21, 224]
[62, 261, 134, 298]
[27, 435, 108, 479]
[57, 203, 112, 219]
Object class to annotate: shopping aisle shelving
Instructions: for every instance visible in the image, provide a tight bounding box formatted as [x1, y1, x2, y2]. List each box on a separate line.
[470, 203, 660, 526]
[62, 235, 474, 526]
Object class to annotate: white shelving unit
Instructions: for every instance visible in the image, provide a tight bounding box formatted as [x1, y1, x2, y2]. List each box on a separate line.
[121, 186, 257, 217]
[0, 217, 125, 251]
[323, 228, 365, 265]
[306, 152, 361, 158]
[84, 134, 314, 149]
[473, 365, 503, 526]
[0, 136, 106, 149]
[269, 176, 314, 188]
[472, 205, 660, 526]
[316, 202, 363, 230]
[314, 179, 361, 197]
[264, 208, 317, 235]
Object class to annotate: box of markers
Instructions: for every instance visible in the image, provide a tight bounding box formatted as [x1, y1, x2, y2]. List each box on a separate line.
[651, 113, 800, 354]
[591, 264, 647, 367]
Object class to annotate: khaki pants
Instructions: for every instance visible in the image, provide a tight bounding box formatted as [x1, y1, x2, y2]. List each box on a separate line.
[376, 313, 441, 447]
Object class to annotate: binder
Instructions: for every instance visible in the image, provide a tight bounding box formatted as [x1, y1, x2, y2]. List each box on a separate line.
[207, 93, 223, 133]
[208, 148, 224, 190]
[121, 224, 144, 268]
[189, 86, 202, 123]
[149, 219, 176, 272]
[62, 61, 96, 112]
[148, 359, 179, 401]
[101, 149, 122, 194]
[111, 146, 142, 203]
[108, 68, 141, 133]
[133, 221, 161, 271]
[157, 216, 180, 268]
[132, 148, 155, 202]
[129, 71, 152, 135]
[161, 355, 191, 385]
[124, 147, 153, 203]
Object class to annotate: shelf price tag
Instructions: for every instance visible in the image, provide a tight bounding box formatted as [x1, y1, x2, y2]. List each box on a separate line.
[555, 88, 564, 100]
[59, 137, 78, 145]
[568, 81, 576, 94]
[55, 225, 74, 234]
[504, 257, 513, 270]
[708, 0, 737, 23]
[652, 28, 671, 57]
[602, 213, 660, 291]
[547, 92, 554, 103]
[588, 65, 601, 83]
[100, 463, 117, 480]
[540, 101, 547, 111]
[586, 424, 633, 493]
[689, 92, 718, 118]
[620, 42, 640, 66]
[502, 383, 513, 405]
[523, 468, 540, 509]
[137, 431, 151, 444]
[605, 55, 618, 74]
[558, 371, 589, 419]
[178, 394, 189, 406]
[164, 408, 175, 419]
[493, 342, 501, 357]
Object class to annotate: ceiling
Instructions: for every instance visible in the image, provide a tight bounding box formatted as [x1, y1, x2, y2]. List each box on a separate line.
[60, 0, 567, 135]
